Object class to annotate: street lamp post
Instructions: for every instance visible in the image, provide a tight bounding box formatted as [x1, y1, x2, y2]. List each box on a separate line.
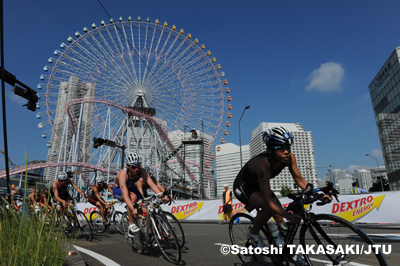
[239, 105, 250, 167]
[365, 154, 384, 191]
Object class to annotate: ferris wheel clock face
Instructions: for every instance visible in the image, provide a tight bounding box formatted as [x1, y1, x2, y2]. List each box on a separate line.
[37, 16, 232, 175]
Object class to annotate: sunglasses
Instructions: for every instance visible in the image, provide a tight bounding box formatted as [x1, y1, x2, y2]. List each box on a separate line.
[129, 165, 141, 170]
[273, 145, 291, 151]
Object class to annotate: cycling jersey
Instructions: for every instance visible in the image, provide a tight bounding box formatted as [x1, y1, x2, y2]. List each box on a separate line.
[113, 169, 143, 201]
[233, 152, 288, 206]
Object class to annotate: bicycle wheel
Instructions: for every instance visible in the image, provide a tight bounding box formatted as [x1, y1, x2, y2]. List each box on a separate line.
[90, 210, 106, 233]
[151, 213, 181, 264]
[76, 210, 93, 242]
[113, 211, 125, 234]
[299, 214, 388, 266]
[121, 211, 130, 233]
[126, 214, 146, 254]
[162, 211, 185, 248]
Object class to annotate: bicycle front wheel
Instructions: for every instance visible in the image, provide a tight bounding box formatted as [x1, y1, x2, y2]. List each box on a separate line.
[90, 210, 106, 233]
[162, 211, 185, 248]
[300, 214, 387, 266]
[113, 211, 125, 234]
[76, 211, 93, 242]
[125, 215, 146, 254]
[151, 213, 181, 264]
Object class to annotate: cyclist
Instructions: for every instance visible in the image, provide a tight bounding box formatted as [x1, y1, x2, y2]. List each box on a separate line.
[51, 171, 86, 216]
[28, 189, 44, 212]
[233, 126, 331, 250]
[39, 187, 53, 214]
[11, 186, 23, 211]
[117, 152, 165, 237]
[88, 175, 114, 226]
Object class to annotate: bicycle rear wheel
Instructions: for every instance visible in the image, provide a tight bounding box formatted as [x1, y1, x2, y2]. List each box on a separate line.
[90, 210, 106, 233]
[162, 211, 185, 248]
[300, 214, 387, 266]
[113, 211, 125, 234]
[76, 210, 93, 242]
[151, 213, 181, 264]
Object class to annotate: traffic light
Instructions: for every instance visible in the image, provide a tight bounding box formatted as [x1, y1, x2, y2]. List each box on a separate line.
[12, 85, 38, 111]
[93, 137, 106, 149]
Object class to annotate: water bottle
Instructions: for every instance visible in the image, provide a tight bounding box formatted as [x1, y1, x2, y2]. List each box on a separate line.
[268, 222, 285, 247]
[279, 218, 289, 239]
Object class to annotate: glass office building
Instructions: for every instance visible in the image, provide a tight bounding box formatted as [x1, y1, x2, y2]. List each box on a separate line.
[369, 46, 400, 190]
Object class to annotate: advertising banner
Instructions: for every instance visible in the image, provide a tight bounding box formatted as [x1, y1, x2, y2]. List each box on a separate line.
[75, 191, 400, 223]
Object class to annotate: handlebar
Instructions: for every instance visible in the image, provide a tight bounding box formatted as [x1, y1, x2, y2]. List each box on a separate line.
[286, 184, 339, 211]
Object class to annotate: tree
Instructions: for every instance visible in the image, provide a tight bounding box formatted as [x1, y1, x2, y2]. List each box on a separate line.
[279, 185, 293, 197]
[369, 176, 390, 192]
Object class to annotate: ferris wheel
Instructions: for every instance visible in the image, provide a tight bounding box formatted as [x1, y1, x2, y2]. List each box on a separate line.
[36, 16, 232, 195]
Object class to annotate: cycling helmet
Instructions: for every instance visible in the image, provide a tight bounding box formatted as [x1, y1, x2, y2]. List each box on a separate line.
[96, 175, 105, 184]
[263, 126, 294, 147]
[144, 166, 153, 177]
[15, 186, 21, 191]
[58, 171, 67, 181]
[125, 152, 141, 167]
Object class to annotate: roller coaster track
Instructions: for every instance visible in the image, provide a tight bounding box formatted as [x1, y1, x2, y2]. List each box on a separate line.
[0, 161, 117, 183]
[64, 98, 197, 185]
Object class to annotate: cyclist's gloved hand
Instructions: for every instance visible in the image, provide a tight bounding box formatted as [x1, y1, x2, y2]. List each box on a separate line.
[303, 183, 314, 195]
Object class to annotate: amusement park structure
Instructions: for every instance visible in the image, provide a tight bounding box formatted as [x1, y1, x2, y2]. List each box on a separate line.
[2, 16, 233, 199]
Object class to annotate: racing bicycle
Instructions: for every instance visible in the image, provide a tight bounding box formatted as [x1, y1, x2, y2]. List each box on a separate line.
[124, 193, 181, 264]
[89, 201, 125, 234]
[229, 186, 388, 266]
[59, 198, 93, 242]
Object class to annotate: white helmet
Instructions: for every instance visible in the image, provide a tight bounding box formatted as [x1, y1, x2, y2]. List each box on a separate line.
[125, 152, 141, 167]
[96, 175, 105, 184]
[58, 171, 67, 181]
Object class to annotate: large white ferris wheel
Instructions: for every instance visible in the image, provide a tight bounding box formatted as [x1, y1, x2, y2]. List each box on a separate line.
[36, 16, 232, 197]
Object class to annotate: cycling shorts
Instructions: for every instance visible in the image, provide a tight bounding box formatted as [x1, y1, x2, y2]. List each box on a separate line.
[233, 178, 276, 207]
[88, 195, 98, 206]
[113, 186, 143, 202]
[113, 187, 124, 202]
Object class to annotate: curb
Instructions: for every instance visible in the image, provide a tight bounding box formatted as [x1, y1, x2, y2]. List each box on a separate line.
[63, 244, 86, 266]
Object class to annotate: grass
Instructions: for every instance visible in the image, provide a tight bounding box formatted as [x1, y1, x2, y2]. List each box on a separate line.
[0, 200, 67, 266]
[0, 149, 67, 266]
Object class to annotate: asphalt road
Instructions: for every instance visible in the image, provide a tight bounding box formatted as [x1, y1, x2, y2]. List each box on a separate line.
[71, 223, 400, 266]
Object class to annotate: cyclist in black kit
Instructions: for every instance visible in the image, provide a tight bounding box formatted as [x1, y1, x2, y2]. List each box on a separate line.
[233, 126, 331, 249]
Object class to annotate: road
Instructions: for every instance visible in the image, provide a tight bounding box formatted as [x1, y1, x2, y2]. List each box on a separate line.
[71, 223, 400, 266]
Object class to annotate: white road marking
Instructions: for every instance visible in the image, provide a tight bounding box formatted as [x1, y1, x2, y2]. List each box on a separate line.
[73, 245, 121, 266]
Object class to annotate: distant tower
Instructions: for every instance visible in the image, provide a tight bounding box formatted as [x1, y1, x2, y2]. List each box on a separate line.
[249, 122, 317, 194]
[44, 76, 95, 181]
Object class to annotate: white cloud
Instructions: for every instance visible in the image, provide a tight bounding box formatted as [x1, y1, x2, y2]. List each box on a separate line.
[306, 62, 344, 92]
[346, 165, 372, 172]
[370, 149, 383, 158]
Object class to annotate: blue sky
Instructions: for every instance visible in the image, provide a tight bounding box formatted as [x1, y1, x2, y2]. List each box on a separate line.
[1, 0, 399, 180]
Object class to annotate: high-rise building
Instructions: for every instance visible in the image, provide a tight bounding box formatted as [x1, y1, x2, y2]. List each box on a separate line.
[168, 129, 214, 198]
[215, 143, 250, 198]
[369, 46, 400, 190]
[44, 76, 94, 181]
[353, 169, 373, 190]
[249, 122, 317, 194]
[326, 169, 347, 184]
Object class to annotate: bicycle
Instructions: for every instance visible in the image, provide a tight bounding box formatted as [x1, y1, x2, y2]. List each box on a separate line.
[229, 187, 388, 266]
[123, 193, 181, 264]
[89, 201, 125, 234]
[153, 194, 186, 249]
[59, 198, 93, 242]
